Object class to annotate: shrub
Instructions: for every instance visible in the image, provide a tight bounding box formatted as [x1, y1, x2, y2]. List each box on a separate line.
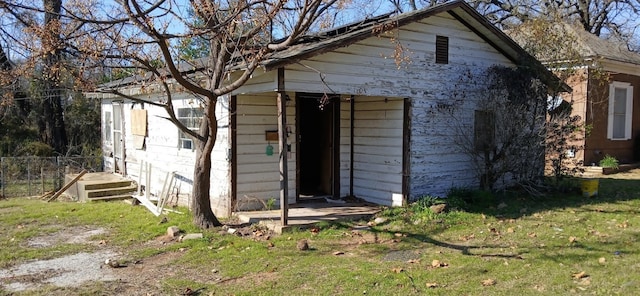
[410, 195, 442, 211]
[599, 154, 619, 169]
[15, 141, 54, 156]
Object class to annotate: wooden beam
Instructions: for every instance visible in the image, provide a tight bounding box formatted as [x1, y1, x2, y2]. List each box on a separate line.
[332, 96, 340, 199]
[47, 170, 87, 202]
[402, 98, 412, 206]
[230, 95, 238, 216]
[349, 95, 355, 198]
[295, 94, 301, 203]
[277, 68, 289, 226]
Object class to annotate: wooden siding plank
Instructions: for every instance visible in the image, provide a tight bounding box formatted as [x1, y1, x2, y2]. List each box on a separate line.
[350, 96, 403, 205]
[235, 93, 296, 205]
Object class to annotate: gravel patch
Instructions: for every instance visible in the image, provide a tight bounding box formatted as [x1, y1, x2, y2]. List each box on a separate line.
[0, 250, 118, 292]
[26, 226, 107, 248]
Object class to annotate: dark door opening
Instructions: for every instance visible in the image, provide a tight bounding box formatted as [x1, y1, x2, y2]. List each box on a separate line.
[297, 93, 336, 198]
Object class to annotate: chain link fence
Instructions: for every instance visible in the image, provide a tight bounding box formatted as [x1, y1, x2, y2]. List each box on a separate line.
[0, 156, 103, 198]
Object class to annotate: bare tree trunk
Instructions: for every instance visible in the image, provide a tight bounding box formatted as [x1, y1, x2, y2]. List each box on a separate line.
[190, 102, 222, 228]
[42, 0, 67, 154]
[191, 148, 221, 227]
[0, 43, 10, 70]
[40, 88, 67, 153]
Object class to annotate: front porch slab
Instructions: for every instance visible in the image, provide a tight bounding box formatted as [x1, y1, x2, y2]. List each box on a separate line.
[234, 202, 381, 234]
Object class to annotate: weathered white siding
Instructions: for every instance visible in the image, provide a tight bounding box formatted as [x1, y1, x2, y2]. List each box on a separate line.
[99, 9, 531, 209]
[352, 96, 404, 206]
[233, 69, 277, 95]
[409, 96, 480, 198]
[235, 93, 296, 209]
[339, 97, 352, 197]
[276, 12, 516, 200]
[100, 94, 231, 215]
[282, 13, 511, 97]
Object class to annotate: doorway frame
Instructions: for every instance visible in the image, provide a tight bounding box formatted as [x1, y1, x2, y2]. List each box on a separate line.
[295, 93, 341, 201]
[111, 101, 126, 175]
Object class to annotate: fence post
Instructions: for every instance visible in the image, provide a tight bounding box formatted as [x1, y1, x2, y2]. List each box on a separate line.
[55, 157, 60, 190]
[41, 167, 45, 195]
[27, 158, 32, 197]
[1, 157, 5, 198]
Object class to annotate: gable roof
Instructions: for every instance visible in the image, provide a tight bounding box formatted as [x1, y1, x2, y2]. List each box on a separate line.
[98, 0, 568, 92]
[261, 0, 567, 91]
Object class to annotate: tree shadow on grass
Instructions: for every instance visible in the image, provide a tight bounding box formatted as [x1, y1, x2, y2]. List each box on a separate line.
[321, 221, 527, 261]
[458, 177, 640, 220]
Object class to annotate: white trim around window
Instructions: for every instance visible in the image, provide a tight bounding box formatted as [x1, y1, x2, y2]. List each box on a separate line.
[607, 81, 633, 140]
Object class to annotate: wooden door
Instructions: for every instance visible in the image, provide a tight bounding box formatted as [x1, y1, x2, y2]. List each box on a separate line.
[112, 102, 126, 174]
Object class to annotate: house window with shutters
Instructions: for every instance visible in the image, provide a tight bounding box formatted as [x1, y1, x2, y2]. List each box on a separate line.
[177, 107, 203, 150]
[474, 110, 495, 151]
[435, 35, 449, 64]
[607, 82, 633, 140]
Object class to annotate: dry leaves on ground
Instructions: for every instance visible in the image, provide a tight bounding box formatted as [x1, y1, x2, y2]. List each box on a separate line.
[431, 260, 448, 268]
[572, 271, 588, 279]
[482, 278, 497, 286]
[426, 282, 439, 288]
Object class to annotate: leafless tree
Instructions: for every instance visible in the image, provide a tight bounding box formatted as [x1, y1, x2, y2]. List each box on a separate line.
[0, 0, 343, 227]
[0, 0, 68, 153]
[371, 0, 640, 47]
[443, 66, 548, 192]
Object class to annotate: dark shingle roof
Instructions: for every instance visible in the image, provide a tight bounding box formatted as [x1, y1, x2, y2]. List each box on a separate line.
[566, 23, 640, 65]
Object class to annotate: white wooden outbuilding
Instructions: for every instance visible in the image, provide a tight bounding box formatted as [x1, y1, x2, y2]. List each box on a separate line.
[95, 1, 562, 217]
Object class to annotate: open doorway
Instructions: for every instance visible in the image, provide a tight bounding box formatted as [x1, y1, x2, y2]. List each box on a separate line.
[297, 93, 338, 201]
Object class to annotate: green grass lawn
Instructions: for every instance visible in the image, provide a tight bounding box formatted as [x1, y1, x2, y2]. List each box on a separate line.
[1, 176, 639, 295]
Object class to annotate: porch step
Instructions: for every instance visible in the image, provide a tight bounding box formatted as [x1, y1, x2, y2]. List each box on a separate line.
[84, 180, 133, 191]
[62, 172, 136, 202]
[87, 194, 134, 201]
[86, 185, 138, 199]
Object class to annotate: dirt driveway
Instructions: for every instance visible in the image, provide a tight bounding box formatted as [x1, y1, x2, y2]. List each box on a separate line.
[0, 223, 239, 295]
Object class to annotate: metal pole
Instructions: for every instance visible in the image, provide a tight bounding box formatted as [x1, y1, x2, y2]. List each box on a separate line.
[1, 158, 5, 198]
[27, 158, 32, 196]
[41, 167, 45, 195]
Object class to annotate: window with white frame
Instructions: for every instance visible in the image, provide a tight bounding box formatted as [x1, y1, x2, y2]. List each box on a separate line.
[177, 107, 203, 149]
[607, 82, 633, 140]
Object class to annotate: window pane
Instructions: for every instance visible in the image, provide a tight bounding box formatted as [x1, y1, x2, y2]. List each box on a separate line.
[177, 107, 202, 149]
[613, 114, 626, 138]
[113, 109, 121, 130]
[614, 88, 627, 113]
[193, 108, 204, 118]
[182, 139, 192, 149]
[104, 112, 112, 142]
[178, 108, 191, 117]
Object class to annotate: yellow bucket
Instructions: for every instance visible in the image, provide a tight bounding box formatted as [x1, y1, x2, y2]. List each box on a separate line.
[581, 179, 599, 197]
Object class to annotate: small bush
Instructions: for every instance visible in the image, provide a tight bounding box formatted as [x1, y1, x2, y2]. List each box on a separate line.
[15, 141, 54, 156]
[599, 154, 619, 169]
[411, 195, 443, 212]
[446, 188, 495, 210]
